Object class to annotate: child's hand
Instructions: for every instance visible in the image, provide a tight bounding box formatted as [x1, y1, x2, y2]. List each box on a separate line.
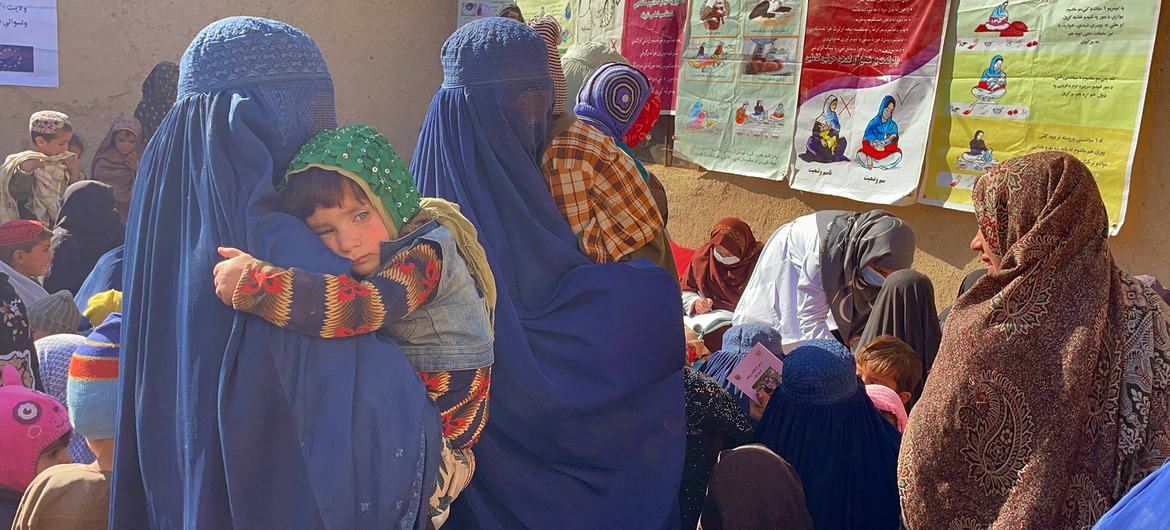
[63, 155, 80, 177]
[212, 247, 254, 305]
[18, 159, 44, 172]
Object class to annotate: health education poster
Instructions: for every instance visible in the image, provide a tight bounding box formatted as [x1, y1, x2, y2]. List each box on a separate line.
[918, 0, 1161, 235]
[673, 0, 806, 180]
[622, 0, 686, 113]
[516, 0, 576, 52]
[458, 1, 515, 27]
[0, 0, 58, 87]
[576, 0, 627, 52]
[788, 0, 950, 204]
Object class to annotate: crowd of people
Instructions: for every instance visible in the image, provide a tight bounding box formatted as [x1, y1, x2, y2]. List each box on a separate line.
[0, 9, 1167, 530]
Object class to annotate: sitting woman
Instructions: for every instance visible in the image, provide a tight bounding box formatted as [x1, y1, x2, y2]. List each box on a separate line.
[960, 129, 997, 165]
[855, 96, 902, 170]
[754, 339, 901, 530]
[800, 95, 848, 163]
[856, 269, 941, 407]
[733, 209, 915, 350]
[971, 55, 1007, 103]
[43, 181, 124, 296]
[681, 217, 764, 350]
[984, 1, 1010, 31]
[899, 152, 1170, 529]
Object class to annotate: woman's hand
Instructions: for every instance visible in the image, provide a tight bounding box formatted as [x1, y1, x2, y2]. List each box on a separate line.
[212, 247, 253, 305]
[693, 298, 715, 314]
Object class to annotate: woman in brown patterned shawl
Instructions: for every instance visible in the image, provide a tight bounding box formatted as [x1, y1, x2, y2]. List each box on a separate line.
[898, 152, 1170, 529]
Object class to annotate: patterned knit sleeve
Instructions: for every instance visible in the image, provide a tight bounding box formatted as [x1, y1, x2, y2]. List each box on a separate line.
[231, 240, 443, 338]
[419, 366, 492, 450]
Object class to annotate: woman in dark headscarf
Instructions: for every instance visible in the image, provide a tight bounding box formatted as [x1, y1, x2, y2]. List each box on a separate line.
[680, 366, 752, 529]
[132, 61, 179, 145]
[733, 210, 915, 349]
[938, 267, 987, 326]
[700, 444, 814, 530]
[111, 17, 442, 529]
[498, 3, 524, 22]
[899, 152, 1170, 529]
[754, 338, 901, 529]
[856, 269, 941, 405]
[43, 181, 123, 296]
[411, 17, 685, 528]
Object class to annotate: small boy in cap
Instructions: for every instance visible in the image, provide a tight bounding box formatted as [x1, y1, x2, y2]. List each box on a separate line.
[1, 110, 82, 225]
[0, 365, 72, 528]
[11, 313, 120, 530]
[0, 220, 53, 305]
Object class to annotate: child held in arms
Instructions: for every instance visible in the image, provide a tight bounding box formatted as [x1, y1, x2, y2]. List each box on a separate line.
[212, 125, 494, 526]
[1, 111, 82, 225]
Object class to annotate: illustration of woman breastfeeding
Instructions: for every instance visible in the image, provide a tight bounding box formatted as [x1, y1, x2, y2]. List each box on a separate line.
[799, 95, 848, 163]
[855, 95, 902, 170]
[971, 55, 1007, 104]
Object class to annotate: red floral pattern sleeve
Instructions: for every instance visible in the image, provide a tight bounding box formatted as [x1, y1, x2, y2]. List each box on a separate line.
[419, 366, 492, 449]
[231, 240, 443, 338]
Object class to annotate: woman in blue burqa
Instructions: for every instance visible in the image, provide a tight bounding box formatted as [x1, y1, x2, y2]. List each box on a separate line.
[411, 18, 686, 528]
[799, 94, 848, 163]
[110, 17, 443, 529]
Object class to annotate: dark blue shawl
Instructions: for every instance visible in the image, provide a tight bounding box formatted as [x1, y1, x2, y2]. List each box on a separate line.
[411, 18, 685, 529]
[111, 17, 441, 529]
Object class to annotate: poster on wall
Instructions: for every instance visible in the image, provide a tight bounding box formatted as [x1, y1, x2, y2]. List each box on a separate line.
[517, 0, 576, 52]
[673, 0, 806, 180]
[458, 1, 515, 27]
[622, 0, 685, 113]
[576, 0, 626, 52]
[787, 0, 950, 204]
[0, 0, 58, 87]
[917, 0, 1161, 235]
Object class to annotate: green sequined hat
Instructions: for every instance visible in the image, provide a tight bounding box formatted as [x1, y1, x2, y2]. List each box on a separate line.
[285, 124, 421, 233]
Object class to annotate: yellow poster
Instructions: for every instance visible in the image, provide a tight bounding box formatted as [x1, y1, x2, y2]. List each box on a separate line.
[516, 0, 577, 52]
[917, 0, 1161, 235]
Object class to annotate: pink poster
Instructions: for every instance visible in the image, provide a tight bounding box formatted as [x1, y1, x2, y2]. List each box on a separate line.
[621, 1, 687, 113]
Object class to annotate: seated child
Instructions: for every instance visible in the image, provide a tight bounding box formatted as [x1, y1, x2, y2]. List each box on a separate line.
[27, 290, 82, 340]
[12, 313, 121, 530]
[854, 335, 922, 407]
[0, 256, 41, 391]
[1, 111, 81, 225]
[0, 365, 72, 528]
[212, 125, 494, 527]
[0, 220, 53, 306]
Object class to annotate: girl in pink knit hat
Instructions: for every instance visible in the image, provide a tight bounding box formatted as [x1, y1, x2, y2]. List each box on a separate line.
[0, 365, 71, 527]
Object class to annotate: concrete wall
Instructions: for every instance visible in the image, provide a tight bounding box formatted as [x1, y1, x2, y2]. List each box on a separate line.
[4, 3, 1166, 307]
[0, 1, 456, 168]
[660, 5, 1170, 307]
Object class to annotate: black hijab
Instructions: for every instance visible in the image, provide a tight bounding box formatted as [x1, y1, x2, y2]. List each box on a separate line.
[43, 181, 124, 296]
[133, 61, 180, 145]
[857, 269, 941, 404]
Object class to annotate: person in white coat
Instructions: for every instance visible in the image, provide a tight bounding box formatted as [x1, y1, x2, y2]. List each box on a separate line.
[732, 210, 915, 349]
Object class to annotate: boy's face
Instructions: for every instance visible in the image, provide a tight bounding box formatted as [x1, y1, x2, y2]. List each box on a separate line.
[13, 238, 53, 277]
[114, 130, 138, 156]
[857, 364, 912, 405]
[305, 187, 390, 276]
[34, 131, 72, 157]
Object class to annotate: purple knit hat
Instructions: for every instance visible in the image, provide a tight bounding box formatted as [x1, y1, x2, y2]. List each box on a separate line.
[574, 62, 652, 140]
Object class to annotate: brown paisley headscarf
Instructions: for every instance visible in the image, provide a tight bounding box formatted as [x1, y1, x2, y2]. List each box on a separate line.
[898, 152, 1170, 529]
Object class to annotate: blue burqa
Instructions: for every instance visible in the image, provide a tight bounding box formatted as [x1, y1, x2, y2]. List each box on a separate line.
[73, 244, 122, 329]
[411, 18, 686, 529]
[111, 17, 442, 529]
[754, 339, 901, 530]
[699, 323, 783, 419]
[1094, 459, 1170, 529]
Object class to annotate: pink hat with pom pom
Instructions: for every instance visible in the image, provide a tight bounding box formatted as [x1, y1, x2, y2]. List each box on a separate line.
[0, 365, 71, 491]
